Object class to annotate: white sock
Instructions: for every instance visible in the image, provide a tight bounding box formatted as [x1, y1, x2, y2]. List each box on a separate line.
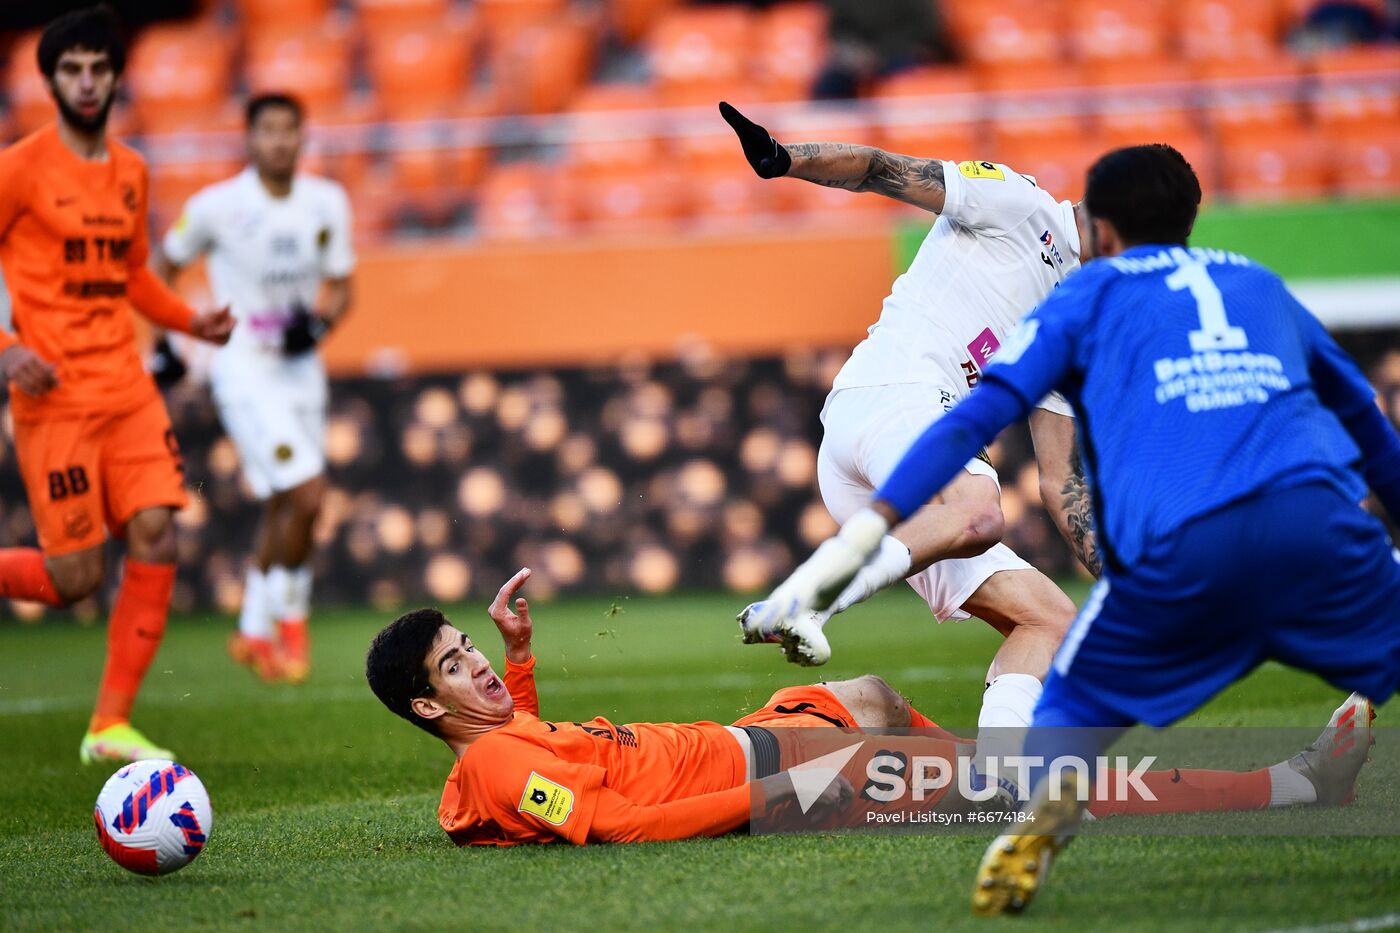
[267, 564, 313, 622]
[975, 673, 1044, 784]
[825, 535, 913, 618]
[238, 566, 273, 639]
[1266, 761, 1317, 806]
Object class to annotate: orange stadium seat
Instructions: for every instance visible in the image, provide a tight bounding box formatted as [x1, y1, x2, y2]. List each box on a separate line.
[951, 0, 1065, 66]
[777, 177, 894, 223]
[6, 33, 53, 136]
[753, 3, 827, 101]
[355, 0, 454, 33]
[688, 164, 771, 229]
[148, 159, 242, 229]
[993, 135, 1104, 201]
[873, 67, 982, 160]
[365, 15, 476, 116]
[984, 64, 1092, 149]
[237, 0, 332, 33]
[1099, 126, 1218, 198]
[568, 163, 686, 235]
[477, 0, 570, 49]
[648, 7, 754, 107]
[609, 0, 682, 44]
[304, 98, 380, 195]
[1312, 46, 1400, 137]
[126, 22, 237, 133]
[1219, 125, 1331, 202]
[1177, 0, 1284, 61]
[246, 23, 354, 112]
[493, 19, 597, 114]
[475, 163, 565, 240]
[1333, 128, 1400, 198]
[1067, 0, 1171, 63]
[567, 84, 665, 173]
[1088, 59, 1198, 140]
[1197, 55, 1306, 136]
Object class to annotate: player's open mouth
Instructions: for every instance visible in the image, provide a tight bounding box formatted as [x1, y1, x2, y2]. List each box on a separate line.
[483, 675, 503, 698]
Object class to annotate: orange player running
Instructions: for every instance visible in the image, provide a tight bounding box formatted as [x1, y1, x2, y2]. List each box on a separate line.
[0, 7, 234, 764]
[366, 569, 1371, 847]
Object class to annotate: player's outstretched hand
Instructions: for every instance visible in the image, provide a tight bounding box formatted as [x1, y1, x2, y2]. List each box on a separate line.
[282, 303, 330, 356]
[489, 567, 534, 664]
[0, 344, 58, 397]
[719, 101, 791, 179]
[191, 306, 235, 346]
[751, 507, 890, 628]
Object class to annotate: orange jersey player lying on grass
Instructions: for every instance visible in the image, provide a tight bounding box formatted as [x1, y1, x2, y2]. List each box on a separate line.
[365, 569, 1373, 847]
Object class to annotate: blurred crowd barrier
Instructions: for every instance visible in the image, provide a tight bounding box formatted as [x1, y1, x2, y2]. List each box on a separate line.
[2, 335, 1397, 619]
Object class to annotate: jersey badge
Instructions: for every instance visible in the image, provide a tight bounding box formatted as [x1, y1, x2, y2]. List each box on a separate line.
[958, 161, 1005, 181]
[518, 772, 575, 825]
[317, 227, 331, 249]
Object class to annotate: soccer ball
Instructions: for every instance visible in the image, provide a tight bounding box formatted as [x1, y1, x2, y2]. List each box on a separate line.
[93, 759, 213, 876]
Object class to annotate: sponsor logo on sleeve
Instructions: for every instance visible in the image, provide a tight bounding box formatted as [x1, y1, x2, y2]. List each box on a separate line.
[958, 161, 1005, 181]
[518, 772, 575, 825]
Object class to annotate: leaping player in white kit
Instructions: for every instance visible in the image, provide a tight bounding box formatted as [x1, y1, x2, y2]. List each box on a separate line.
[720, 102, 1101, 751]
[157, 93, 355, 682]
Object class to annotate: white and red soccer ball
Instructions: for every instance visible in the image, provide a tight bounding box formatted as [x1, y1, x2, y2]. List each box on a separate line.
[94, 759, 213, 876]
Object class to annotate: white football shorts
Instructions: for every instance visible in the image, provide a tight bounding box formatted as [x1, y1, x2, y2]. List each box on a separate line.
[817, 382, 1034, 622]
[212, 360, 327, 501]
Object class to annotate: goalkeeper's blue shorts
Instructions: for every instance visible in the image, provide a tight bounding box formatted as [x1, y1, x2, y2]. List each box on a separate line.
[1033, 480, 1400, 730]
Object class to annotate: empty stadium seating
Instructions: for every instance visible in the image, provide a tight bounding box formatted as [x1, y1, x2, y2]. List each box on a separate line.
[2, 0, 1394, 243]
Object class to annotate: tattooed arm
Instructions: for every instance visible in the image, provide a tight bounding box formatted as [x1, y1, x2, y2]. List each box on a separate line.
[718, 101, 947, 212]
[1029, 408, 1103, 577]
[784, 142, 948, 213]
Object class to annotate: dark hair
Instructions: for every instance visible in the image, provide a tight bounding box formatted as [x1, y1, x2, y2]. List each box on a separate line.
[246, 93, 304, 128]
[38, 5, 126, 79]
[366, 608, 451, 736]
[1084, 144, 1202, 248]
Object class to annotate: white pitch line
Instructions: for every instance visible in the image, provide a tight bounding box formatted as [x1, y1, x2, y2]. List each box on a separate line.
[1259, 914, 1400, 933]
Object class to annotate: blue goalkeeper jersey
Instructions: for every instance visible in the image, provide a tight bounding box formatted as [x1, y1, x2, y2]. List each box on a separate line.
[979, 244, 1374, 571]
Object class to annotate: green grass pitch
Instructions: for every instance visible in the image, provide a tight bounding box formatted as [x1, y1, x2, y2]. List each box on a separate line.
[2, 583, 1398, 931]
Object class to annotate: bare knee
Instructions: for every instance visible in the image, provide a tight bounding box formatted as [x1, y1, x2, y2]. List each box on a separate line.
[964, 502, 1005, 552]
[46, 548, 105, 604]
[124, 508, 177, 565]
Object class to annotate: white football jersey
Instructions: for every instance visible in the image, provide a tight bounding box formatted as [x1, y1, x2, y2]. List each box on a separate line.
[830, 160, 1080, 415]
[162, 168, 354, 385]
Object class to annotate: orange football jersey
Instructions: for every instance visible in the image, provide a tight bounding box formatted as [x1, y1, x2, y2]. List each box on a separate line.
[440, 658, 747, 846]
[0, 125, 160, 421]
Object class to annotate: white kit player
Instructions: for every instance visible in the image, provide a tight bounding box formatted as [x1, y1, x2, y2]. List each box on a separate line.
[157, 93, 354, 683]
[721, 102, 1101, 752]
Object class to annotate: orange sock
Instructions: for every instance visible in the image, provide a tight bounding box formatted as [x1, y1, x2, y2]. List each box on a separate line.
[90, 561, 175, 733]
[1088, 767, 1271, 818]
[0, 548, 64, 606]
[279, 618, 308, 661]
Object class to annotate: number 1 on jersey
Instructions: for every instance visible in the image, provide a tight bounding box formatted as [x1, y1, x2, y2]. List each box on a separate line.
[1167, 261, 1248, 352]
